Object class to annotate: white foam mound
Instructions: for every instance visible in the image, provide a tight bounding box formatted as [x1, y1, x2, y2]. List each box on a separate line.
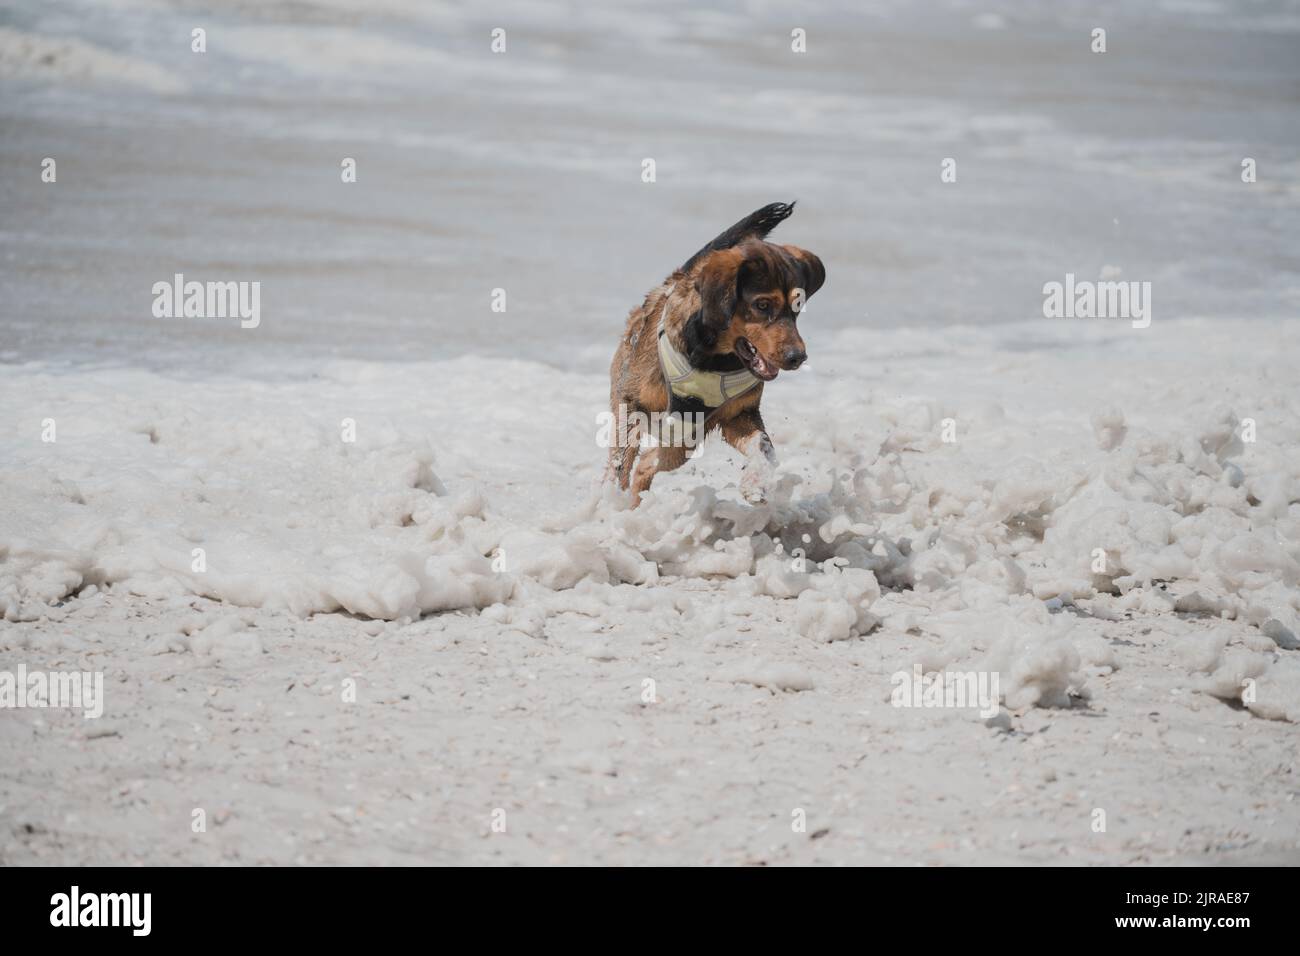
[0, 365, 513, 621]
[2, 319, 1296, 715]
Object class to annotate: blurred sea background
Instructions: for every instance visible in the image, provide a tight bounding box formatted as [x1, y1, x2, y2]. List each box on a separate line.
[2, 0, 1298, 374]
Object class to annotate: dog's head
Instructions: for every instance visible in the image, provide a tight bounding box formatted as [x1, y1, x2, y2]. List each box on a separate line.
[685, 239, 825, 380]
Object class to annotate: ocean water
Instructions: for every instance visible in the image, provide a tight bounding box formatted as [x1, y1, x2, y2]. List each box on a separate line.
[2, 0, 1298, 374]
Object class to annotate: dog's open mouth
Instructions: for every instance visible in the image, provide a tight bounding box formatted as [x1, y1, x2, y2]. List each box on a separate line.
[735, 338, 779, 381]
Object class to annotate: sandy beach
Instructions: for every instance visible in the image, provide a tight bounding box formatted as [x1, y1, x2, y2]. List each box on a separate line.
[4, 316, 1299, 864]
[2, 0, 1299, 865]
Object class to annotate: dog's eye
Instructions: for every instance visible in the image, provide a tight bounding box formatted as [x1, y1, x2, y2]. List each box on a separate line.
[755, 299, 771, 314]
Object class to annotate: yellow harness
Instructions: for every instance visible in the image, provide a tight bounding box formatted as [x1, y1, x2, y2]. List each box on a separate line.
[656, 287, 760, 409]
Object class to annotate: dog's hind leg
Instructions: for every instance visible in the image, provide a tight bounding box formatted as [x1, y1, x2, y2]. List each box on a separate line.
[630, 442, 688, 504]
[603, 436, 621, 485]
[611, 416, 642, 490]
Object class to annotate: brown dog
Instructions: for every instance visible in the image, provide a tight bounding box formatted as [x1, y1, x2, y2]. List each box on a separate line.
[607, 202, 825, 503]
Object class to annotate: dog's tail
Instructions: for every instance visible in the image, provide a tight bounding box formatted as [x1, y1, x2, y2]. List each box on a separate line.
[680, 201, 795, 272]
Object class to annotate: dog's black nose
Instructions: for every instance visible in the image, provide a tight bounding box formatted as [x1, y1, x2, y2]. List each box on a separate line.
[783, 349, 807, 369]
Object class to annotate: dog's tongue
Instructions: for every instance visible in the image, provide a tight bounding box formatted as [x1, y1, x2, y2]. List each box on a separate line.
[751, 353, 778, 380]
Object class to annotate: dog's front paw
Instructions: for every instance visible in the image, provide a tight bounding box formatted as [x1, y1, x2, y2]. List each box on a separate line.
[740, 467, 769, 504]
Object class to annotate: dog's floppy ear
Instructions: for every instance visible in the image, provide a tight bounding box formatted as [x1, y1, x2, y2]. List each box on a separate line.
[692, 247, 744, 329]
[781, 245, 826, 304]
[680, 247, 745, 364]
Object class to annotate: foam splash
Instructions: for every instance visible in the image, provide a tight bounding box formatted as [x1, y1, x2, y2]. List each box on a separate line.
[2, 320, 1296, 716]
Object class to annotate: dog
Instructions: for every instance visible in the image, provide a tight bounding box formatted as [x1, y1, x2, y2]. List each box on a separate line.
[606, 202, 825, 504]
